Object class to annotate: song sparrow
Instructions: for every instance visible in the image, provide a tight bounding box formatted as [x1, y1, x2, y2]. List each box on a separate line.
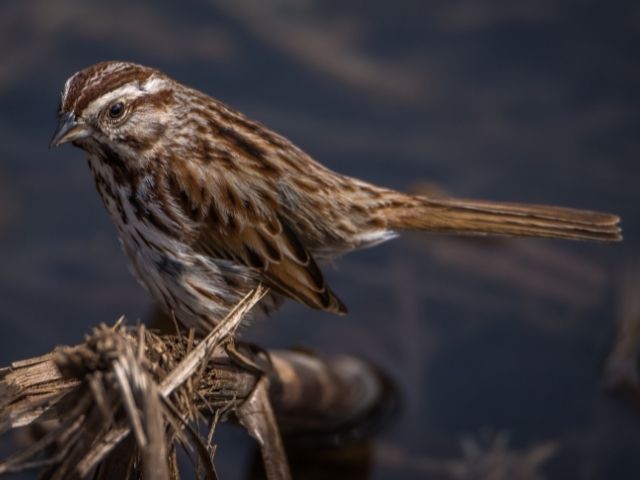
[51, 61, 621, 333]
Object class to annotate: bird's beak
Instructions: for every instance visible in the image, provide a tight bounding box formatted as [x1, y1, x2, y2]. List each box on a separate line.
[49, 112, 90, 148]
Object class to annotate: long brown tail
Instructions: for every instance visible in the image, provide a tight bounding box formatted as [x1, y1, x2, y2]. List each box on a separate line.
[382, 195, 622, 242]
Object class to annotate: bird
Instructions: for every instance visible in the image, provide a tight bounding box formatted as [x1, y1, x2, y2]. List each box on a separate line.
[50, 61, 622, 334]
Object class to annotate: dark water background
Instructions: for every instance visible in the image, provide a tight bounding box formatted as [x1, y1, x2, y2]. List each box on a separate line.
[1, 1, 639, 478]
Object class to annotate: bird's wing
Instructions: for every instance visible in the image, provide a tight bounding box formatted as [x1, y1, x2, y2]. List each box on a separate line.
[194, 213, 347, 314]
[168, 170, 347, 315]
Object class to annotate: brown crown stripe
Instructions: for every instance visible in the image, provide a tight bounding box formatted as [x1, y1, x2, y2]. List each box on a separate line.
[63, 69, 91, 112]
[69, 65, 155, 114]
[61, 60, 139, 111]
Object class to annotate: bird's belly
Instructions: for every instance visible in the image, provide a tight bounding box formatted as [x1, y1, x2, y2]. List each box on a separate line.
[120, 229, 257, 332]
[89, 156, 257, 332]
[96, 190, 255, 331]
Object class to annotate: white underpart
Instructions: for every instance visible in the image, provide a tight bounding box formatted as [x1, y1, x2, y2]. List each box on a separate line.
[354, 229, 398, 248]
[89, 156, 252, 332]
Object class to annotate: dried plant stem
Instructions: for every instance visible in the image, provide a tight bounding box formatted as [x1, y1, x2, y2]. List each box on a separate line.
[0, 284, 387, 479]
[238, 377, 291, 480]
[78, 285, 269, 477]
[160, 285, 268, 396]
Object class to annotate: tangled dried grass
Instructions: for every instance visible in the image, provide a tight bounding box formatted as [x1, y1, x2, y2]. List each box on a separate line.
[0, 287, 387, 479]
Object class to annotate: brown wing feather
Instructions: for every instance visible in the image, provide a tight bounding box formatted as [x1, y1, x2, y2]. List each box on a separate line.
[168, 168, 347, 315]
[194, 213, 347, 314]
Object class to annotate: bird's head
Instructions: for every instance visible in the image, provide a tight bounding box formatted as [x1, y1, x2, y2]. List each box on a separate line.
[51, 61, 176, 157]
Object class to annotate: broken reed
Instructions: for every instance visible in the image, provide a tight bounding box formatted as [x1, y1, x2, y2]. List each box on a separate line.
[0, 287, 388, 480]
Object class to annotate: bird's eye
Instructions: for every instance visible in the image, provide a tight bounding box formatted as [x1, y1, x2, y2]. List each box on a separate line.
[108, 102, 125, 119]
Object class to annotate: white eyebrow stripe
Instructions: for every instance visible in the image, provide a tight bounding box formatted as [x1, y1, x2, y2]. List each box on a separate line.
[62, 77, 72, 102]
[81, 83, 146, 117]
[79, 76, 170, 117]
[142, 76, 169, 92]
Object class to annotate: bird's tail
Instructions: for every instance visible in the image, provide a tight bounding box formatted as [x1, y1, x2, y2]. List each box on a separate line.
[379, 194, 621, 242]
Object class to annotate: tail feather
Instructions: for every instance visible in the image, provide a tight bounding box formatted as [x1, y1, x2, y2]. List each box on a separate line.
[383, 195, 622, 242]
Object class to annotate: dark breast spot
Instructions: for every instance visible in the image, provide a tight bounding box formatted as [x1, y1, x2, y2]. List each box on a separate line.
[143, 208, 175, 237]
[115, 195, 128, 225]
[98, 145, 131, 186]
[127, 190, 144, 220]
[155, 254, 184, 277]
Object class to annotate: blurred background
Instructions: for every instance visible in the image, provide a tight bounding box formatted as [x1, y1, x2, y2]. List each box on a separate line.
[0, 0, 639, 478]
